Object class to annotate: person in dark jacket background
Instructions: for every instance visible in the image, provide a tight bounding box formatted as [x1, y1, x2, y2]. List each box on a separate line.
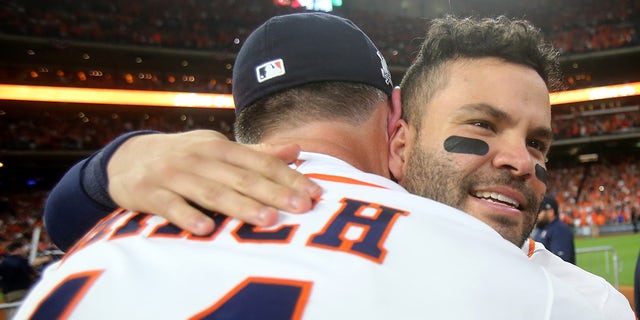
[0, 239, 50, 318]
[533, 195, 576, 264]
[0, 240, 36, 303]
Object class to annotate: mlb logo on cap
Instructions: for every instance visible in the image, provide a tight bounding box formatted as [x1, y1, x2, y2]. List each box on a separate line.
[256, 59, 286, 83]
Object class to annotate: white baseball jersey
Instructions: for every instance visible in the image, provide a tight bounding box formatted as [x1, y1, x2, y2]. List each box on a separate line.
[17, 152, 604, 319]
[523, 239, 635, 319]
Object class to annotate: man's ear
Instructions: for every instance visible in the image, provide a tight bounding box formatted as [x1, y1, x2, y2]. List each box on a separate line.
[387, 87, 402, 138]
[389, 118, 411, 181]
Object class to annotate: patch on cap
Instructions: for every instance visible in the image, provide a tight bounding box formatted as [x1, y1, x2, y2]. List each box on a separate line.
[256, 59, 286, 83]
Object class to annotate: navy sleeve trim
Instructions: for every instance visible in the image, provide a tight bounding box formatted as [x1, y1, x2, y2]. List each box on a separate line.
[82, 130, 160, 208]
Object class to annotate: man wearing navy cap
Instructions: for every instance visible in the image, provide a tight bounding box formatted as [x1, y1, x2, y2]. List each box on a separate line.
[533, 195, 576, 264]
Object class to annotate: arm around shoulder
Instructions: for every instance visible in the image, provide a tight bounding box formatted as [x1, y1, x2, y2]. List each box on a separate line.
[44, 130, 159, 251]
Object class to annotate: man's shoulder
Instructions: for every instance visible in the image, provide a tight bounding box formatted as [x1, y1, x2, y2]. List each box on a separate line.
[294, 152, 407, 192]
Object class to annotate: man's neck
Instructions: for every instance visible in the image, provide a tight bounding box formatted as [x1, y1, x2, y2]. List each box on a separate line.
[262, 122, 390, 178]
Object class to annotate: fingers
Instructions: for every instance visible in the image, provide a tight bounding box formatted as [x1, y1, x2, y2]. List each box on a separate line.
[106, 130, 323, 233]
[109, 171, 219, 235]
[228, 143, 324, 200]
[149, 190, 217, 235]
[187, 159, 313, 215]
[167, 172, 283, 228]
[184, 139, 322, 214]
[174, 132, 322, 202]
[139, 171, 283, 231]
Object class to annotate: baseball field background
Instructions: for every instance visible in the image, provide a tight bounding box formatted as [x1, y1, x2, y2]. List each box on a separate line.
[576, 232, 640, 312]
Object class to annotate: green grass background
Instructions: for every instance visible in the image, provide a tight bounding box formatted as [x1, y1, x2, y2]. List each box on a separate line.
[575, 232, 640, 287]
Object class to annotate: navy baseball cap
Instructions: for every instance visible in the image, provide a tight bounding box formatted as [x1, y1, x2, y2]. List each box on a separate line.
[541, 195, 559, 214]
[232, 12, 393, 115]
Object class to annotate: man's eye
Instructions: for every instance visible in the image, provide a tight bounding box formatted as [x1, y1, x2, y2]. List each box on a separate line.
[528, 139, 548, 153]
[471, 121, 494, 131]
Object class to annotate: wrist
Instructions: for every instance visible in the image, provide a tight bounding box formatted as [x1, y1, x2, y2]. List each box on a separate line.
[82, 130, 160, 207]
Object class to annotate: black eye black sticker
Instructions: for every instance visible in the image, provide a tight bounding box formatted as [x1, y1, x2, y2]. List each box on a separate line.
[443, 136, 489, 155]
[535, 164, 548, 185]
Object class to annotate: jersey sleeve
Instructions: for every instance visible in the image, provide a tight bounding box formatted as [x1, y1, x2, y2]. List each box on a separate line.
[529, 240, 635, 319]
[44, 130, 158, 251]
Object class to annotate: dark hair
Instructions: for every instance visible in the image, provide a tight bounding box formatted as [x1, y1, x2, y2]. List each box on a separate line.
[234, 81, 387, 144]
[400, 15, 562, 130]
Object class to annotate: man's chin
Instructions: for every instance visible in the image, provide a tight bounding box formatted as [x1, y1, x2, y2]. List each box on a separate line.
[476, 217, 524, 247]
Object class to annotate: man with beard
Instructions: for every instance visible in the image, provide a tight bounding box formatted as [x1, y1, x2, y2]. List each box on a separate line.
[41, 15, 634, 318]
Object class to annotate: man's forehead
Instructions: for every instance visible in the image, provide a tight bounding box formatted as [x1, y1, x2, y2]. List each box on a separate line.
[425, 60, 550, 114]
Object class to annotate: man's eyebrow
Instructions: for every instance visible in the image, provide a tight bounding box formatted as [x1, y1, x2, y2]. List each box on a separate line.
[455, 103, 511, 121]
[456, 103, 554, 140]
[531, 126, 554, 142]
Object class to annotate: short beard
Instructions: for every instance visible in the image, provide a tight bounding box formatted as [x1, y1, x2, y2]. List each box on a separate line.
[535, 219, 549, 230]
[402, 145, 466, 209]
[401, 143, 539, 248]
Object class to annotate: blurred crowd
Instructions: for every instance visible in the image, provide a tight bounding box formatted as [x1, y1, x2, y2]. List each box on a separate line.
[552, 106, 640, 140]
[1, 0, 639, 66]
[2, 102, 639, 152]
[0, 0, 638, 94]
[0, 192, 48, 247]
[0, 191, 55, 248]
[1, 105, 234, 151]
[547, 155, 640, 235]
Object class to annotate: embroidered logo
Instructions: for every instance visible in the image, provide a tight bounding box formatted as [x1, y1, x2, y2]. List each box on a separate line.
[256, 59, 285, 83]
[376, 51, 392, 86]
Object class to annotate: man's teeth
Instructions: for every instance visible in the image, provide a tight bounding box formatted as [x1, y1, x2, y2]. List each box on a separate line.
[474, 192, 519, 208]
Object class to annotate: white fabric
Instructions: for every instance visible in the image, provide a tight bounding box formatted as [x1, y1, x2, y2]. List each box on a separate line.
[524, 239, 635, 319]
[17, 152, 604, 319]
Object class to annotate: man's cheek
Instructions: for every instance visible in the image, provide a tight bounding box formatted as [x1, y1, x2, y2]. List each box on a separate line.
[444, 135, 549, 186]
[443, 136, 489, 155]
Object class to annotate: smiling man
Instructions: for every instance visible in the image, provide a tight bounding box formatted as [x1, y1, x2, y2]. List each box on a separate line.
[391, 54, 554, 248]
[385, 19, 631, 316]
